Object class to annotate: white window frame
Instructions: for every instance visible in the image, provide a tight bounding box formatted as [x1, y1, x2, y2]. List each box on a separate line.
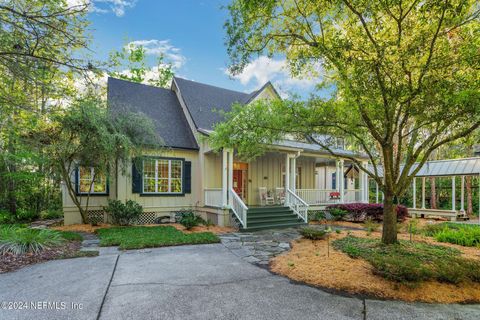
[142, 158, 183, 194]
[78, 167, 107, 194]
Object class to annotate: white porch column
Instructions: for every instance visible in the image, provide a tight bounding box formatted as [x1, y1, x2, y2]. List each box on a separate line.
[412, 178, 416, 209]
[228, 149, 234, 207]
[291, 156, 297, 193]
[222, 149, 228, 207]
[375, 183, 379, 204]
[285, 154, 290, 191]
[460, 176, 465, 212]
[358, 163, 364, 202]
[339, 159, 345, 203]
[421, 177, 426, 209]
[335, 159, 341, 192]
[361, 161, 368, 203]
[451, 176, 456, 211]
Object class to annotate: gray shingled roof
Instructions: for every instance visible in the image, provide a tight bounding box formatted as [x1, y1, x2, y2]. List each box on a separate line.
[108, 77, 198, 150]
[174, 77, 251, 130]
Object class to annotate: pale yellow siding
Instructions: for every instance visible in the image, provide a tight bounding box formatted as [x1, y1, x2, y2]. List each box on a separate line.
[246, 153, 316, 205]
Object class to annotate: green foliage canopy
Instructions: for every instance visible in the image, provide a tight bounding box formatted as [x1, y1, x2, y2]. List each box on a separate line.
[220, 0, 480, 243]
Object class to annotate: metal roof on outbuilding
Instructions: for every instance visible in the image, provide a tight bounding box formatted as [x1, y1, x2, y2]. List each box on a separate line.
[412, 158, 480, 177]
[370, 157, 480, 178]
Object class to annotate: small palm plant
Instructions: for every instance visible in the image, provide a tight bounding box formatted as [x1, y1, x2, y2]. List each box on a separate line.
[0, 227, 64, 255]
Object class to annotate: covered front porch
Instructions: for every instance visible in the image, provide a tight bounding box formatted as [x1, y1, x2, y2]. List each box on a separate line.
[202, 145, 369, 229]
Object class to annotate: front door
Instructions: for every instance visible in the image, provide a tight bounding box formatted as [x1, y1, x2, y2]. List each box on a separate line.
[233, 162, 248, 202]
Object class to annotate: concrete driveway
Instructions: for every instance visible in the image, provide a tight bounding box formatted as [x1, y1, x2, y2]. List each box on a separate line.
[0, 244, 479, 320]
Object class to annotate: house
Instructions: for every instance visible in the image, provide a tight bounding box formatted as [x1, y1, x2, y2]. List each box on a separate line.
[62, 77, 369, 230]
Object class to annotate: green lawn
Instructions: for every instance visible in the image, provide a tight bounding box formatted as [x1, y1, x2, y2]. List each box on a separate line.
[96, 225, 220, 250]
[333, 236, 480, 286]
[57, 231, 83, 241]
[422, 222, 480, 247]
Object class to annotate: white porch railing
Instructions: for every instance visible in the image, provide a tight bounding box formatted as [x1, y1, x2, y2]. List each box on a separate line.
[296, 189, 335, 205]
[204, 188, 222, 208]
[286, 188, 309, 223]
[296, 189, 362, 205]
[229, 188, 248, 228]
[344, 189, 361, 203]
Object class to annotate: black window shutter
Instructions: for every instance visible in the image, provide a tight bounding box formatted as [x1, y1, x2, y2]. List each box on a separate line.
[74, 166, 79, 194]
[184, 161, 192, 194]
[132, 158, 143, 193]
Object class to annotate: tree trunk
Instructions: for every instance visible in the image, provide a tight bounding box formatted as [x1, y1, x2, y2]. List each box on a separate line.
[466, 176, 473, 216]
[430, 177, 437, 209]
[381, 192, 398, 244]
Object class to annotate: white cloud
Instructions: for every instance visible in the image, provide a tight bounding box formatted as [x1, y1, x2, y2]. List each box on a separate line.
[225, 56, 322, 97]
[126, 39, 187, 69]
[66, 0, 137, 17]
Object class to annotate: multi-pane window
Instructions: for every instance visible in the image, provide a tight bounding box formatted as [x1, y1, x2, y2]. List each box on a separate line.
[143, 158, 183, 194]
[78, 167, 107, 194]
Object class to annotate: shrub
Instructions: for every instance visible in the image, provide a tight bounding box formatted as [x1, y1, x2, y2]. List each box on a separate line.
[370, 254, 432, 284]
[328, 208, 348, 221]
[0, 209, 15, 224]
[40, 209, 63, 220]
[104, 200, 143, 226]
[300, 227, 327, 240]
[175, 209, 205, 230]
[15, 208, 39, 222]
[333, 236, 480, 286]
[308, 210, 326, 221]
[0, 227, 64, 254]
[326, 203, 408, 222]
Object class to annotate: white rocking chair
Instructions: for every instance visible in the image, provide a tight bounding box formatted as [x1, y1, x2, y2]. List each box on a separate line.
[275, 187, 286, 205]
[259, 187, 275, 206]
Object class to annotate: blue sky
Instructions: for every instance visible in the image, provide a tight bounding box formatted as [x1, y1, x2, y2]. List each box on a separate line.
[81, 0, 321, 97]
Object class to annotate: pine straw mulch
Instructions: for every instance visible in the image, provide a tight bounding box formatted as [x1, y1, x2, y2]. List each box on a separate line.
[270, 229, 480, 304]
[309, 217, 448, 230]
[52, 223, 236, 235]
[52, 223, 112, 233]
[0, 241, 98, 274]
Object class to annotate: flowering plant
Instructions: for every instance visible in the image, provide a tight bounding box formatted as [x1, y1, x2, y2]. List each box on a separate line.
[329, 192, 341, 199]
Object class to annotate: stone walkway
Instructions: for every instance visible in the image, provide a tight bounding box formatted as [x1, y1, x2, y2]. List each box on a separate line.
[79, 232, 120, 256]
[219, 228, 303, 266]
[219, 224, 363, 266]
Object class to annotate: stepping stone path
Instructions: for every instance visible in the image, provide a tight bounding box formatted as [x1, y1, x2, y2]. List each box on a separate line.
[78, 232, 120, 256]
[80, 232, 100, 248]
[219, 228, 303, 266]
[220, 224, 363, 266]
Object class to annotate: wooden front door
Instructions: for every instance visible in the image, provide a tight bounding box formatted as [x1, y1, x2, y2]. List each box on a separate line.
[233, 162, 248, 202]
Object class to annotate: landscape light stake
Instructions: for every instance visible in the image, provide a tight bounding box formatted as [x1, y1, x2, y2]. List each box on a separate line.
[327, 233, 330, 257]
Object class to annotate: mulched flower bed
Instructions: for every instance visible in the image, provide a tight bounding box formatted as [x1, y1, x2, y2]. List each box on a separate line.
[0, 241, 98, 274]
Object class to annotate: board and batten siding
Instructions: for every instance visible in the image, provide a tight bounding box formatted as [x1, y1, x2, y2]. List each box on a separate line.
[201, 151, 317, 205]
[247, 153, 316, 205]
[63, 149, 201, 225]
[117, 149, 201, 211]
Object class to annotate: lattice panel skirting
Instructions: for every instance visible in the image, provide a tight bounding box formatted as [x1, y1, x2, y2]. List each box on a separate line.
[87, 210, 106, 224]
[136, 212, 157, 224]
[87, 210, 170, 225]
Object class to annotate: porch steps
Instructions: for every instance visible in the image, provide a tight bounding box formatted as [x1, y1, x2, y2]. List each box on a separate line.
[237, 206, 307, 232]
